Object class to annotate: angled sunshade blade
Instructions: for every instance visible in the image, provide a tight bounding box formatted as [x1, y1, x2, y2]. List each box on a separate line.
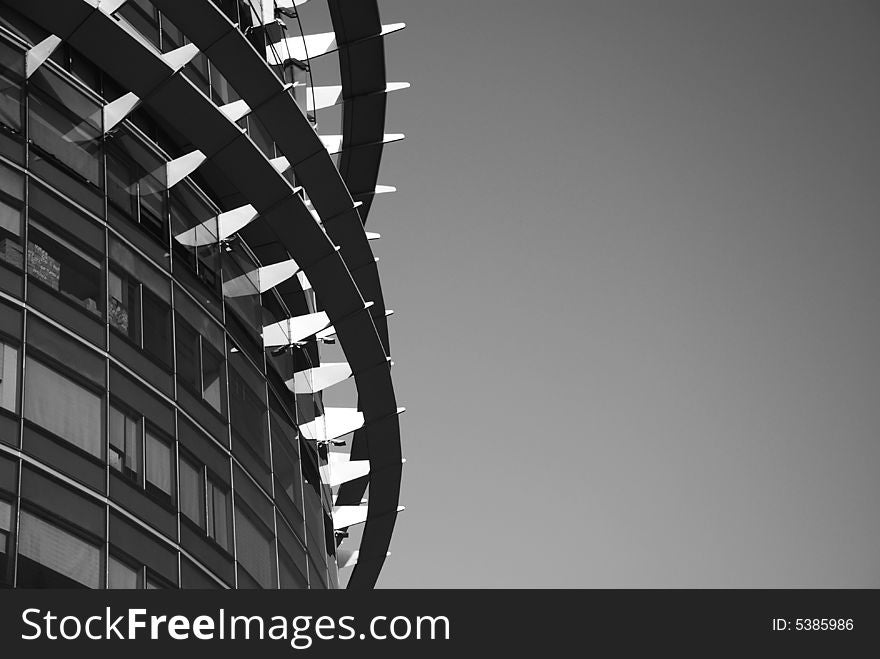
[359, 185, 397, 196]
[319, 134, 344, 155]
[269, 156, 291, 174]
[296, 270, 313, 293]
[219, 98, 251, 122]
[320, 459, 370, 488]
[315, 324, 336, 341]
[332, 504, 404, 531]
[300, 407, 364, 442]
[161, 42, 200, 72]
[307, 85, 343, 112]
[286, 362, 352, 394]
[336, 549, 360, 570]
[222, 258, 303, 298]
[256, 258, 300, 292]
[262, 311, 331, 348]
[337, 549, 391, 570]
[320, 134, 404, 155]
[165, 150, 206, 189]
[103, 92, 141, 133]
[268, 23, 405, 65]
[308, 83, 410, 111]
[98, 0, 129, 14]
[25, 35, 62, 79]
[332, 505, 369, 531]
[217, 204, 259, 241]
[267, 31, 336, 64]
[173, 204, 259, 247]
[381, 23, 407, 37]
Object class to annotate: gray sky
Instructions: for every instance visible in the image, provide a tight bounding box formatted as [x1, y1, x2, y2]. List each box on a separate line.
[366, 0, 880, 587]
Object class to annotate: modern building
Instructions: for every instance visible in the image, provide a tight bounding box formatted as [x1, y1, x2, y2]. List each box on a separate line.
[0, 0, 404, 590]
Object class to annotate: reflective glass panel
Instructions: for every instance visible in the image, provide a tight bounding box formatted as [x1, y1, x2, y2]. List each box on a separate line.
[24, 357, 102, 458]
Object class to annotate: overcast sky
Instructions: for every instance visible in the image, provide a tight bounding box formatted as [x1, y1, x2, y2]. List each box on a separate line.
[363, 0, 880, 587]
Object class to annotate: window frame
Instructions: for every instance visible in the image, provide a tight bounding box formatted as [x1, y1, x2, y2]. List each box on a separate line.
[107, 399, 176, 509]
[26, 218, 104, 319]
[178, 447, 231, 553]
[175, 313, 227, 417]
[143, 425, 174, 505]
[0, 337, 19, 413]
[23, 353, 104, 460]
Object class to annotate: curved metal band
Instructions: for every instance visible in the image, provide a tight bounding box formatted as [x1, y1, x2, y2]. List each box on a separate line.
[7, 0, 401, 589]
[151, 0, 401, 590]
[327, 0, 389, 224]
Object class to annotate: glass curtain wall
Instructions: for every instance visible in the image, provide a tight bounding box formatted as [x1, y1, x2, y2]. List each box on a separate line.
[0, 9, 332, 590]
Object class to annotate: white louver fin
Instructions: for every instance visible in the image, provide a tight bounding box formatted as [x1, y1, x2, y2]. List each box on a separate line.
[300, 408, 365, 443]
[267, 23, 405, 64]
[320, 459, 370, 488]
[332, 505, 404, 531]
[160, 43, 200, 72]
[25, 35, 62, 79]
[306, 82, 410, 112]
[286, 362, 352, 394]
[219, 99, 251, 122]
[103, 92, 140, 133]
[262, 311, 331, 348]
[174, 204, 260, 247]
[165, 150, 206, 189]
[223, 258, 300, 297]
[320, 133, 404, 155]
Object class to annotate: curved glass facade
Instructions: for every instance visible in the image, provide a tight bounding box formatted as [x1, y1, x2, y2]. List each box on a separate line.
[0, 1, 379, 590]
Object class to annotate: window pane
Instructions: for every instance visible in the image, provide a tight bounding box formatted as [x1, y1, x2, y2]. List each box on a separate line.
[229, 363, 268, 461]
[179, 457, 204, 527]
[222, 243, 261, 331]
[279, 551, 307, 589]
[207, 478, 229, 550]
[0, 194, 18, 231]
[109, 269, 139, 340]
[28, 68, 101, 186]
[117, 0, 160, 48]
[108, 405, 123, 471]
[183, 53, 210, 97]
[105, 127, 166, 241]
[209, 60, 238, 105]
[201, 344, 225, 414]
[169, 185, 219, 293]
[28, 224, 102, 317]
[24, 357, 102, 458]
[0, 161, 22, 258]
[0, 69, 21, 131]
[142, 290, 171, 366]
[0, 499, 10, 531]
[175, 318, 200, 393]
[235, 506, 274, 588]
[106, 148, 138, 219]
[109, 404, 140, 478]
[18, 511, 100, 588]
[275, 447, 302, 512]
[108, 555, 139, 589]
[145, 431, 172, 497]
[27, 315, 104, 384]
[0, 342, 17, 412]
[0, 207, 23, 270]
[108, 236, 169, 300]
